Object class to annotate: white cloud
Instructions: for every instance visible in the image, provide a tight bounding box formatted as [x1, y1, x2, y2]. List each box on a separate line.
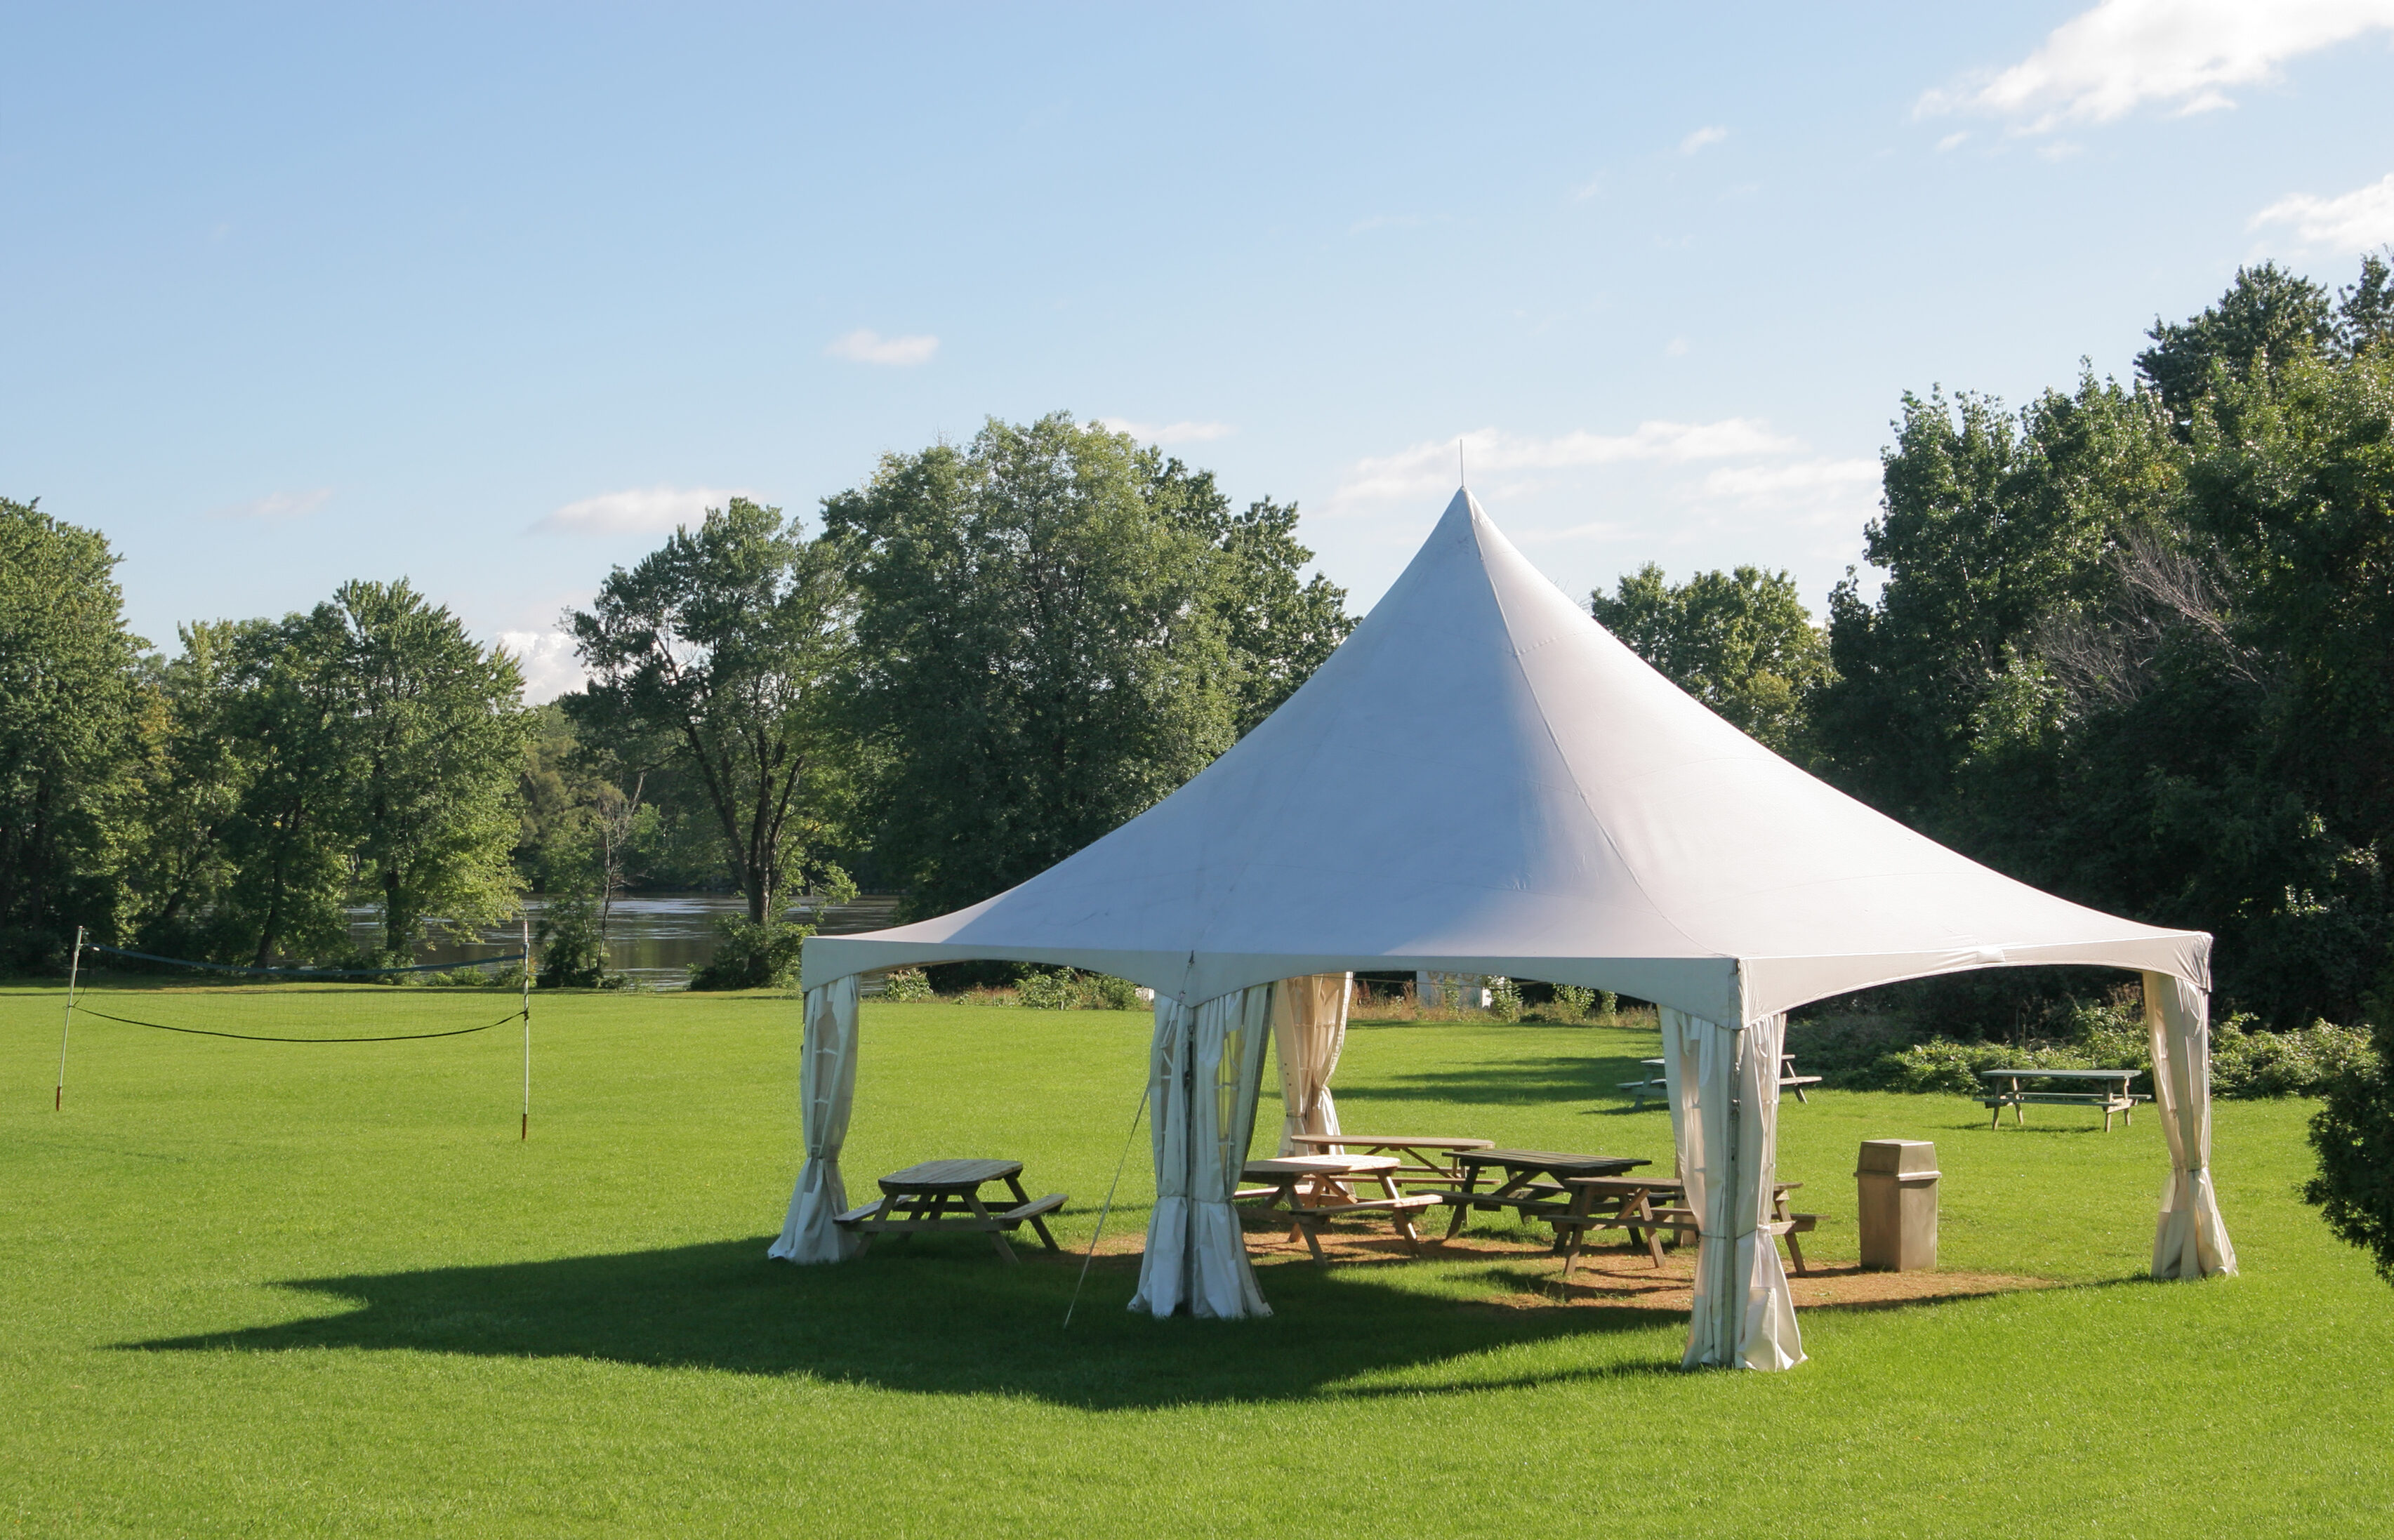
[1664, 336, 1691, 357]
[1099, 417, 1236, 445]
[1696, 458, 1881, 504]
[2251, 171, 2394, 251]
[532, 484, 752, 536]
[1679, 125, 1729, 154]
[824, 328, 939, 366]
[1936, 131, 1970, 152]
[1919, 0, 2394, 133]
[1330, 420, 1800, 511]
[498, 630, 585, 705]
[209, 487, 330, 521]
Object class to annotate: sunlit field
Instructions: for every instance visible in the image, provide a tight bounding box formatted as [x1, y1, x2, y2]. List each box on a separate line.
[5, 986, 2388, 1536]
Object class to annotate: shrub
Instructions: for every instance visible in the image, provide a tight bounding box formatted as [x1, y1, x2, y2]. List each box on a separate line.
[1012, 967, 1144, 1010]
[882, 967, 933, 1001]
[1488, 976, 1523, 1022]
[687, 918, 810, 991]
[534, 894, 616, 990]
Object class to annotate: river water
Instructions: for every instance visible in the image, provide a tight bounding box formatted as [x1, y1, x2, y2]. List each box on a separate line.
[345, 893, 901, 988]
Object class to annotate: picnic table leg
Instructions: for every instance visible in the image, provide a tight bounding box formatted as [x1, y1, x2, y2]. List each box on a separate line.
[1633, 1192, 1665, 1268]
[964, 1190, 1018, 1264]
[2012, 1077, 2025, 1127]
[1444, 1169, 1479, 1240]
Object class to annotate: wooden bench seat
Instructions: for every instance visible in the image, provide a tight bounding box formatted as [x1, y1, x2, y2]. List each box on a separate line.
[1977, 1090, 2147, 1130]
[1557, 1206, 1821, 1277]
[1281, 1193, 1439, 1265]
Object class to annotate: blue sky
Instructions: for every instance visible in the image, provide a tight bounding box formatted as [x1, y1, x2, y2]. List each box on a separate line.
[7, 1, 2393, 698]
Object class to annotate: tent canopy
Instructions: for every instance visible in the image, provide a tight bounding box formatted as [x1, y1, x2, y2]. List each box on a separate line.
[805, 489, 2204, 1021]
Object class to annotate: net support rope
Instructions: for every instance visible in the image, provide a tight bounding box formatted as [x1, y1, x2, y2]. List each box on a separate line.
[67, 1002, 527, 1044]
[67, 941, 532, 1044]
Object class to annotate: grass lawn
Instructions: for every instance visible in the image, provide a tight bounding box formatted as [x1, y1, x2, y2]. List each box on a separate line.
[5, 983, 2390, 1536]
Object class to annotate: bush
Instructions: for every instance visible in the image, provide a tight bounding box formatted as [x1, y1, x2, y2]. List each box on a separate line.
[687, 918, 810, 991]
[534, 894, 616, 989]
[2306, 993, 2394, 1286]
[1012, 967, 1144, 1010]
[1832, 993, 2375, 1101]
[1488, 976, 1523, 1022]
[882, 967, 933, 1001]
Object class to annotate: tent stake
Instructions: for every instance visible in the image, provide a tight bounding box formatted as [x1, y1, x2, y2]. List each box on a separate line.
[1064, 1082, 1150, 1329]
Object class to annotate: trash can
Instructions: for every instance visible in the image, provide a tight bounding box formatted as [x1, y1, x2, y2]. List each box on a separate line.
[1856, 1139, 1939, 1271]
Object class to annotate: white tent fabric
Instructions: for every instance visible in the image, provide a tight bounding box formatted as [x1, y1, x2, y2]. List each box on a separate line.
[1130, 988, 1275, 1318]
[783, 488, 2233, 1364]
[1271, 974, 1352, 1156]
[803, 489, 2209, 1023]
[2145, 970, 2239, 1280]
[1662, 1007, 1803, 1369]
[769, 974, 862, 1266]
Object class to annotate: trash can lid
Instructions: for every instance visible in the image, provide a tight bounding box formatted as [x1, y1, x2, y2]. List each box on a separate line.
[1856, 1139, 1938, 1174]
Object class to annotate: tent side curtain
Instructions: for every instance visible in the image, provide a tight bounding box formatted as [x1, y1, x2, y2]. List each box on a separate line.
[1660, 1007, 1804, 1371]
[2144, 971, 2237, 1280]
[770, 974, 862, 1265]
[1131, 987, 1274, 1318]
[1271, 974, 1352, 1155]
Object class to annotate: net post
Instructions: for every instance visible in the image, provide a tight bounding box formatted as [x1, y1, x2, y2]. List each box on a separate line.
[55, 925, 84, 1111]
[521, 915, 531, 1141]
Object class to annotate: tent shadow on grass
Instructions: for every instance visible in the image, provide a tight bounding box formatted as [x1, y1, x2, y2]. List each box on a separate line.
[119, 1236, 1712, 1409]
[121, 1233, 2075, 1409]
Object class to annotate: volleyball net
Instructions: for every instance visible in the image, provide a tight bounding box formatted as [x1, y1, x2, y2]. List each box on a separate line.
[54, 930, 538, 1135]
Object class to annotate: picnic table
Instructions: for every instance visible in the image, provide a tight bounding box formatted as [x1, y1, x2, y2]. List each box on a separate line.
[1621, 1055, 1820, 1109]
[833, 1158, 1066, 1263]
[1976, 1068, 2145, 1131]
[1284, 1133, 1493, 1188]
[1553, 1176, 1818, 1277]
[1427, 1148, 1651, 1246]
[1241, 1154, 1438, 1265]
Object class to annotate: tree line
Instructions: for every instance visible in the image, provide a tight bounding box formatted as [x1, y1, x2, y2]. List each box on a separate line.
[7, 263, 2394, 1019]
[0, 413, 1351, 984]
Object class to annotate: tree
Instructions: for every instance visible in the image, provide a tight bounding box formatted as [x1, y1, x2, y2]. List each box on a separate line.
[210, 608, 364, 966]
[2136, 262, 2333, 427]
[825, 413, 1248, 918]
[1156, 484, 1354, 736]
[0, 498, 145, 964]
[564, 499, 854, 925]
[1589, 563, 1830, 755]
[1812, 259, 2394, 1026]
[337, 580, 531, 960]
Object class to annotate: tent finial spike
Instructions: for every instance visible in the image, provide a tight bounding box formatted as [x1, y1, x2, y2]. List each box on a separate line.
[1459, 437, 1467, 491]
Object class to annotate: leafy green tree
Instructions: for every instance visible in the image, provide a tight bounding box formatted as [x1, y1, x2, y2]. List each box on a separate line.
[564, 498, 856, 925]
[1590, 563, 1831, 755]
[1157, 485, 1354, 736]
[2136, 262, 2334, 426]
[825, 413, 1248, 918]
[0, 498, 145, 963]
[199, 609, 359, 967]
[1813, 376, 2171, 825]
[338, 580, 531, 960]
[120, 620, 253, 947]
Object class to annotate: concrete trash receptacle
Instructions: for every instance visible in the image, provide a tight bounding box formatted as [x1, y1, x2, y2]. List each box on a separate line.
[1856, 1139, 1938, 1271]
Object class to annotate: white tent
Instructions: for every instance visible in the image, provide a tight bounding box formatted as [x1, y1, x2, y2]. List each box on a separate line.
[776, 489, 2237, 1369]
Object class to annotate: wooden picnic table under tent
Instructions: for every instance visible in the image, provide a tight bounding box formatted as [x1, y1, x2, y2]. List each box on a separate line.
[772, 488, 2237, 1374]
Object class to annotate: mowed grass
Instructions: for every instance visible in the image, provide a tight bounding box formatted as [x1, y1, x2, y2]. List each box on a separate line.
[4, 984, 2390, 1536]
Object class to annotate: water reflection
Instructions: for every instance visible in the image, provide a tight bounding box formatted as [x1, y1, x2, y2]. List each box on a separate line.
[345, 893, 901, 988]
